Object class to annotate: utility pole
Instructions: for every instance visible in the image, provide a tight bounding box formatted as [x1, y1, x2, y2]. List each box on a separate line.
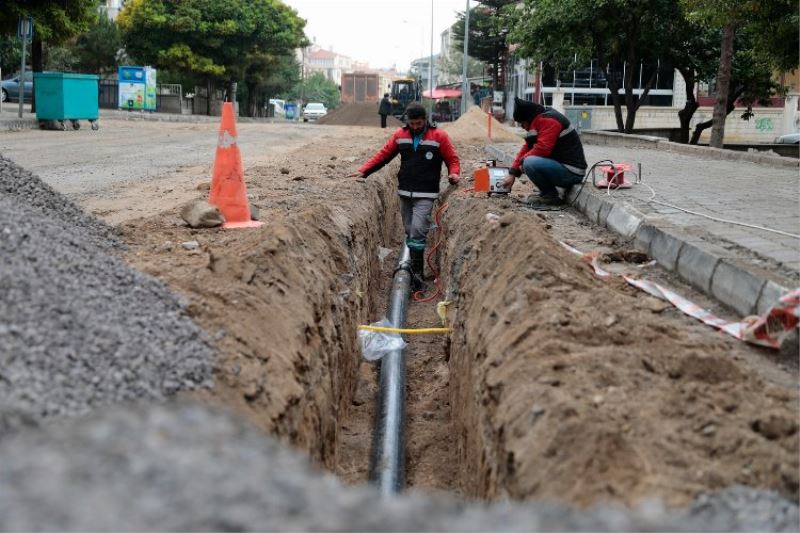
[461, 0, 470, 116]
[428, 0, 434, 115]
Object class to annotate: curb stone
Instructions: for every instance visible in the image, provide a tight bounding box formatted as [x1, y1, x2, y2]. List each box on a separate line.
[485, 144, 793, 318]
[580, 130, 799, 169]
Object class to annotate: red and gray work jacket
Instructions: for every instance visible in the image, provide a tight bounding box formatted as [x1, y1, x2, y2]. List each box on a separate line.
[359, 124, 460, 199]
[509, 108, 588, 177]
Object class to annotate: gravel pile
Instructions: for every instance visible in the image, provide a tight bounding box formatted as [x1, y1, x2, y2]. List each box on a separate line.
[0, 155, 121, 250]
[0, 402, 796, 532]
[0, 158, 214, 434]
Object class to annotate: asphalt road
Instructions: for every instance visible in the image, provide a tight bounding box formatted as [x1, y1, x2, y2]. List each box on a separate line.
[0, 119, 326, 197]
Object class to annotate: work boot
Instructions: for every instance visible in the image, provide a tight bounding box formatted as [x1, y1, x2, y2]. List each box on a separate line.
[410, 248, 425, 292]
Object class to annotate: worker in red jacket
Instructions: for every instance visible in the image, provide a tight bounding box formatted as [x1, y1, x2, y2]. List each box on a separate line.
[503, 97, 587, 209]
[350, 102, 460, 290]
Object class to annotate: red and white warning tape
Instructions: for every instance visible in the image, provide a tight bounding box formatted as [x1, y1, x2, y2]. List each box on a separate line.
[559, 242, 800, 349]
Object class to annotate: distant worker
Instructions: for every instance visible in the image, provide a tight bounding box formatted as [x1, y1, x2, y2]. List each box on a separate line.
[503, 97, 587, 210]
[378, 93, 392, 128]
[349, 102, 460, 290]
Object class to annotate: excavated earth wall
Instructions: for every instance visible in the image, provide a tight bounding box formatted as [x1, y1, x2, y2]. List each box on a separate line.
[122, 144, 401, 468]
[441, 194, 799, 507]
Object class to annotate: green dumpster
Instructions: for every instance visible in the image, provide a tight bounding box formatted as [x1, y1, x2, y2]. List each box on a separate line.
[34, 72, 100, 130]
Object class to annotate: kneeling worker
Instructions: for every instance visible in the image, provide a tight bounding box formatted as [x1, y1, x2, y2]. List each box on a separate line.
[503, 98, 587, 209]
[350, 102, 460, 290]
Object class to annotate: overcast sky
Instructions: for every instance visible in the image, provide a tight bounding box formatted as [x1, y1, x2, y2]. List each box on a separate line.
[282, 0, 469, 72]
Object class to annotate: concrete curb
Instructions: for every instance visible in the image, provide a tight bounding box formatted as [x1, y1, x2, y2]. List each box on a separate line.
[486, 144, 793, 317]
[580, 130, 799, 169]
[0, 118, 38, 131]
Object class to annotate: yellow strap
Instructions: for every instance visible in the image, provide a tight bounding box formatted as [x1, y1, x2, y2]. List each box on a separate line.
[358, 325, 452, 335]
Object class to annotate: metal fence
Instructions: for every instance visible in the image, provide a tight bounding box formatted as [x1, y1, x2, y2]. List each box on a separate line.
[98, 80, 184, 113]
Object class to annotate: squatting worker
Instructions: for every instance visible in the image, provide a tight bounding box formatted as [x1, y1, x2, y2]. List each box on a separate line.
[379, 93, 392, 128]
[349, 102, 460, 290]
[503, 97, 587, 209]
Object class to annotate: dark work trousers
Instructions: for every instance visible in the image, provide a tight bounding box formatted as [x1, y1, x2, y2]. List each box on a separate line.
[380, 113, 388, 128]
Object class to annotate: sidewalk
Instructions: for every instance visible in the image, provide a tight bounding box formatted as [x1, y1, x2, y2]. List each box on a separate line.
[0, 105, 284, 130]
[488, 138, 800, 317]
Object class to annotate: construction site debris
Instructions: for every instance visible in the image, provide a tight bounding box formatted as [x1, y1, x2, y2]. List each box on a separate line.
[0, 402, 796, 532]
[0, 159, 214, 435]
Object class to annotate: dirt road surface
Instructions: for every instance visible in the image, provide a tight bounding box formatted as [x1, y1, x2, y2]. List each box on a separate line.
[0, 111, 796, 529]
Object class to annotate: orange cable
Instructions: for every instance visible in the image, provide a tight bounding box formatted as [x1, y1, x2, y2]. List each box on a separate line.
[412, 201, 449, 303]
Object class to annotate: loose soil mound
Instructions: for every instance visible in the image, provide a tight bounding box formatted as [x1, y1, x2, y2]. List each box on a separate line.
[318, 103, 403, 128]
[441, 106, 520, 144]
[442, 196, 799, 507]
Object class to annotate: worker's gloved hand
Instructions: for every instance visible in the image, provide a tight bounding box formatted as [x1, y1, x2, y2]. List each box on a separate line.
[502, 173, 516, 190]
[447, 173, 460, 185]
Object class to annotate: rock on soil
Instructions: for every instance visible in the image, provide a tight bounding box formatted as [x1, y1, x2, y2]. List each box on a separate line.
[0, 402, 796, 532]
[0, 158, 214, 434]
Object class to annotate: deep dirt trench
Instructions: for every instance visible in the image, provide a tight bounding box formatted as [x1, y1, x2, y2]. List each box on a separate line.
[117, 125, 798, 510]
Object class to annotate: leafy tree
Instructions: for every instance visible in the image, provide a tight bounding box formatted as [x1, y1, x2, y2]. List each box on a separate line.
[288, 72, 340, 110]
[0, 35, 22, 76]
[438, 46, 486, 85]
[452, 1, 516, 91]
[73, 14, 123, 74]
[119, 0, 307, 114]
[681, 0, 797, 147]
[242, 52, 299, 117]
[508, 0, 681, 133]
[688, 30, 785, 144]
[0, 1, 100, 110]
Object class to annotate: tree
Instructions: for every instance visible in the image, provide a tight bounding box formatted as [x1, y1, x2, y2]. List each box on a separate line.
[507, 0, 681, 133]
[119, 0, 307, 114]
[452, 1, 516, 91]
[688, 30, 785, 144]
[681, 0, 797, 147]
[438, 47, 486, 85]
[242, 52, 299, 117]
[73, 15, 123, 74]
[288, 72, 340, 110]
[0, 1, 101, 110]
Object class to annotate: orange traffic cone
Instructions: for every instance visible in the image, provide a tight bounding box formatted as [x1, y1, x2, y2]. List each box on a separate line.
[209, 102, 263, 229]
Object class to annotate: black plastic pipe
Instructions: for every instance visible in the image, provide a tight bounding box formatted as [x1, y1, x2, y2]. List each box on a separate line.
[369, 245, 411, 496]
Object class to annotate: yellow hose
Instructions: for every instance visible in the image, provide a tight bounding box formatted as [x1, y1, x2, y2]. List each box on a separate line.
[358, 325, 451, 335]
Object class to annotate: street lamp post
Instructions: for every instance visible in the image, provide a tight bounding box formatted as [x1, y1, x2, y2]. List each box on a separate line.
[428, 0, 434, 115]
[461, 0, 470, 116]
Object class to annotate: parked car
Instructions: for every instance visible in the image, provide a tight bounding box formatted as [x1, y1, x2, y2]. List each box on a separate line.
[1, 71, 34, 103]
[774, 132, 800, 144]
[302, 102, 327, 122]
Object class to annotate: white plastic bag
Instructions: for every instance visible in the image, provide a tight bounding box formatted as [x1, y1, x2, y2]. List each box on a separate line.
[359, 318, 406, 361]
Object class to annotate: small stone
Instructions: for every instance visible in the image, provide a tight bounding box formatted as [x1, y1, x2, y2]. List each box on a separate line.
[701, 423, 717, 436]
[592, 395, 604, 405]
[181, 240, 200, 250]
[196, 182, 211, 192]
[292, 176, 305, 181]
[280, 167, 290, 174]
[180, 200, 224, 228]
[249, 204, 260, 221]
[603, 314, 619, 327]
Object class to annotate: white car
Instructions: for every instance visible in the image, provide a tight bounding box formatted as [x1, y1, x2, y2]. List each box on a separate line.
[303, 102, 327, 122]
[774, 132, 800, 144]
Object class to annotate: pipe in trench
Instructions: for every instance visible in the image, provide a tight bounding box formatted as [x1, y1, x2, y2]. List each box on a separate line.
[369, 245, 411, 496]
